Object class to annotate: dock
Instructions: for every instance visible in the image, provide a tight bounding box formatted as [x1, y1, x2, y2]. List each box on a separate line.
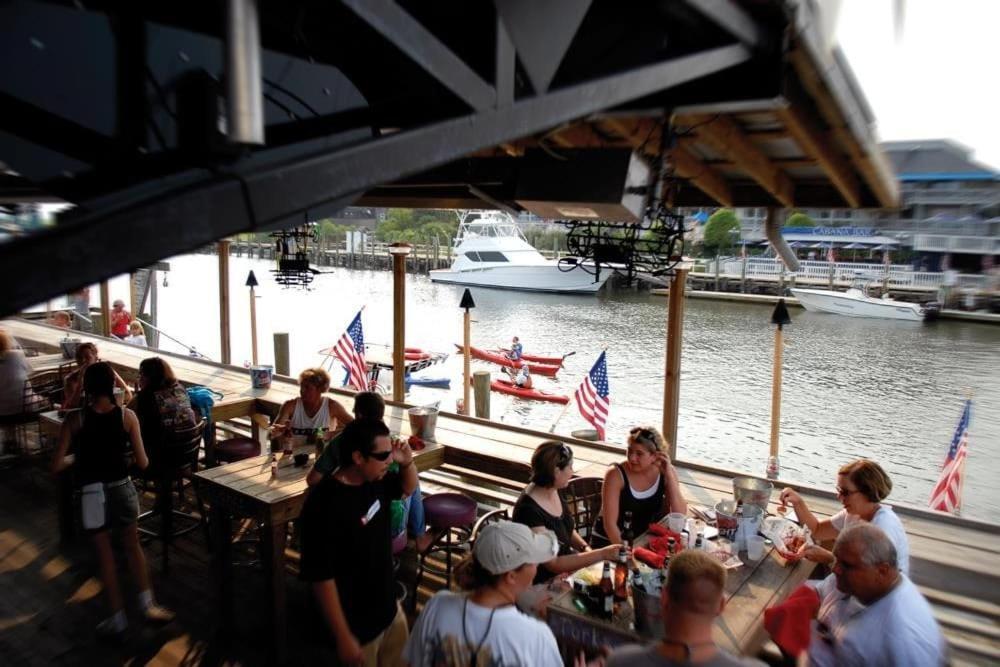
[3, 318, 998, 664]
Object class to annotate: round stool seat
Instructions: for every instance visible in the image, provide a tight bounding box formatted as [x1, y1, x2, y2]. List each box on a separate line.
[392, 530, 408, 555]
[216, 437, 261, 463]
[423, 493, 477, 530]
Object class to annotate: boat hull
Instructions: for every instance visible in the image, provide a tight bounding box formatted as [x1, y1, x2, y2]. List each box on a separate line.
[494, 349, 565, 366]
[791, 288, 925, 321]
[455, 344, 561, 376]
[430, 265, 609, 293]
[491, 379, 569, 404]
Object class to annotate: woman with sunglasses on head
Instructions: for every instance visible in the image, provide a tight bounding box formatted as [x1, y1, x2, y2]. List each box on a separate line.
[779, 459, 909, 575]
[594, 425, 687, 547]
[513, 441, 623, 584]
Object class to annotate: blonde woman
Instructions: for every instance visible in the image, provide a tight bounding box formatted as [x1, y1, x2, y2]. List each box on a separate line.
[271, 368, 353, 447]
[123, 321, 148, 347]
[594, 426, 687, 546]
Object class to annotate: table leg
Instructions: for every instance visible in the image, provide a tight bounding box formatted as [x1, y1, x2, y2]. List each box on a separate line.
[210, 502, 234, 636]
[261, 518, 288, 664]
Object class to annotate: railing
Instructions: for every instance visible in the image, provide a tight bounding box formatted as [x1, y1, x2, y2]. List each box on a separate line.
[704, 257, 992, 290]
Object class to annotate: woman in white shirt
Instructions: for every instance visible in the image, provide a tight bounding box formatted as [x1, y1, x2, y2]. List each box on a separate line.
[780, 459, 910, 575]
[123, 321, 148, 347]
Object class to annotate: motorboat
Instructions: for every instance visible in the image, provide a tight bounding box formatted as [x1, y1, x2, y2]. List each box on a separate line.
[429, 210, 610, 293]
[791, 275, 938, 322]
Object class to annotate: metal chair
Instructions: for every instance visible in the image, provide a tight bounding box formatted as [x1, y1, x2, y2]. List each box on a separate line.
[0, 374, 58, 458]
[138, 419, 210, 573]
[565, 476, 604, 546]
[470, 508, 509, 544]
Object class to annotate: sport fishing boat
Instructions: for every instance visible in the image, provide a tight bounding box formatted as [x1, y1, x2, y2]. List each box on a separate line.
[455, 344, 561, 376]
[791, 274, 939, 322]
[429, 210, 610, 293]
[490, 378, 569, 404]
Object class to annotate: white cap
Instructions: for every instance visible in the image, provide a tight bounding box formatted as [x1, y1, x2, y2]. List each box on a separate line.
[474, 521, 559, 574]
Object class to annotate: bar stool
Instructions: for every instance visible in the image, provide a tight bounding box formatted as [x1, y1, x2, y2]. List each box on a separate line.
[391, 530, 409, 605]
[213, 414, 270, 465]
[415, 493, 477, 597]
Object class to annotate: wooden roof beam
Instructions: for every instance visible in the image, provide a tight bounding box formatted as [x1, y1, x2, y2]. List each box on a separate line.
[778, 104, 861, 207]
[679, 114, 794, 207]
[599, 117, 733, 206]
[787, 49, 898, 207]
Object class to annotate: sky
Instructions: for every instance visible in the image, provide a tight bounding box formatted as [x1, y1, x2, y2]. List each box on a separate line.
[835, 0, 1000, 170]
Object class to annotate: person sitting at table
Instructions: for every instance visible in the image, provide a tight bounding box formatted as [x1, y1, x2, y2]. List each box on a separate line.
[123, 321, 148, 347]
[593, 426, 687, 547]
[299, 419, 417, 666]
[128, 357, 197, 454]
[606, 549, 766, 667]
[513, 441, 623, 585]
[51, 362, 174, 637]
[270, 367, 352, 452]
[403, 521, 564, 666]
[50, 310, 72, 328]
[307, 391, 432, 551]
[779, 459, 909, 576]
[63, 342, 132, 409]
[805, 524, 944, 667]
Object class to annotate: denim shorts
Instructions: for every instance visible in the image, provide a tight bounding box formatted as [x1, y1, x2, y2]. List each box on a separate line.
[82, 478, 139, 531]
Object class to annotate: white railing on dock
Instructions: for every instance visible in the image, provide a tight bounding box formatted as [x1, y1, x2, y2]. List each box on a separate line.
[700, 257, 991, 290]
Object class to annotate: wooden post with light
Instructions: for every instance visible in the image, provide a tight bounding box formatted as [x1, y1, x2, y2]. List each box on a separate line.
[662, 268, 688, 460]
[389, 243, 413, 402]
[246, 270, 259, 365]
[767, 298, 792, 479]
[459, 288, 476, 416]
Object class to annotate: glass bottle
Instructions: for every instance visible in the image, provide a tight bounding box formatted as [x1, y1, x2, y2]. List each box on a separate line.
[614, 546, 629, 601]
[599, 562, 614, 619]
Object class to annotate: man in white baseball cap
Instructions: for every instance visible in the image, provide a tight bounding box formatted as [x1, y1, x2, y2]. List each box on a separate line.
[403, 520, 563, 666]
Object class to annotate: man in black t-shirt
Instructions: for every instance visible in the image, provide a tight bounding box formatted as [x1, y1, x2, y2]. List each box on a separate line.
[300, 418, 418, 665]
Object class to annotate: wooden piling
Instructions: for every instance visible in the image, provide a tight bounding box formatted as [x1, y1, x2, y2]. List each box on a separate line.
[274, 333, 290, 376]
[473, 371, 491, 419]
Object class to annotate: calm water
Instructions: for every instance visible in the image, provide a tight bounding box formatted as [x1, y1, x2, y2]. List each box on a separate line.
[108, 254, 1000, 521]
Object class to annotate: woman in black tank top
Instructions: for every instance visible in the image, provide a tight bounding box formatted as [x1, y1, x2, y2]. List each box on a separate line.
[52, 362, 173, 636]
[593, 426, 687, 546]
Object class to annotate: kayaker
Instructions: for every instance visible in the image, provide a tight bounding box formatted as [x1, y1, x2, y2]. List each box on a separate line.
[506, 336, 523, 361]
[505, 363, 533, 390]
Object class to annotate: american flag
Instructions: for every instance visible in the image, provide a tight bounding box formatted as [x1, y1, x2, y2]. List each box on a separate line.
[333, 310, 368, 391]
[575, 351, 610, 440]
[929, 399, 971, 514]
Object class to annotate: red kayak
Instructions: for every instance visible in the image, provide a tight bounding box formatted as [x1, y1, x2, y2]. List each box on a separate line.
[491, 379, 569, 404]
[493, 348, 568, 366]
[454, 345, 560, 377]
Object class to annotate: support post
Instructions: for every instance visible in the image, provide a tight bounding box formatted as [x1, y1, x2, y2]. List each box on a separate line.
[741, 256, 748, 293]
[99, 281, 111, 338]
[473, 371, 491, 419]
[149, 270, 159, 348]
[273, 333, 290, 376]
[246, 271, 259, 366]
[390, 244, 412, 402]
[767, 300, 792, 479]
[218, 240, 231, 364]
[714, 255, 721, 291]
[662, 268, 688, 459]
[459, 288, 476, 417]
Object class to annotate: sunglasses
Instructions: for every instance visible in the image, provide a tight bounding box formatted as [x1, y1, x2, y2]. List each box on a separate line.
[557, 444, 573, 466]
[630, 428, 657, 447]
[367, 450, 392, 462]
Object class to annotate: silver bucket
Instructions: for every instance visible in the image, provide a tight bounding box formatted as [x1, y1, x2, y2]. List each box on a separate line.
[733, 476, 773, 514]
[632, 584, 665, 639]
[408, 406, 438, 441]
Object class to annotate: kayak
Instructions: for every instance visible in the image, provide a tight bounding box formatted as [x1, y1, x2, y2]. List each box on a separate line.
[405, 375, 451, 389]
[494, 348, 567, 366]
[490, 379, 569, 404]
[455, 344, 560, 376]
[319, 345, 439, 361]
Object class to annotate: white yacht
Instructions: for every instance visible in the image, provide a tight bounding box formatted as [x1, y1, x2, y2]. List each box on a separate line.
[792, 274, 937, 321]
[429, 210, 610, 293]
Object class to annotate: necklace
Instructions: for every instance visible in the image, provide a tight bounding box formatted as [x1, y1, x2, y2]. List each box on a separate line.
[462, 597, 498, 667]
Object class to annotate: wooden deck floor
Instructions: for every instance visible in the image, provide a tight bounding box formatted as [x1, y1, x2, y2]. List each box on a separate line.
[4, 318, 999, 664]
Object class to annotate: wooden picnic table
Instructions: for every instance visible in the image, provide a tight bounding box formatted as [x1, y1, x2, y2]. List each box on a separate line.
[28, 352, 67, 375]
[193, 422, 444, 665]
[546, 509, 816, 661]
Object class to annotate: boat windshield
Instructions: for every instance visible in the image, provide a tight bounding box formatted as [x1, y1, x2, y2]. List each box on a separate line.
[455, 210, 527, 243]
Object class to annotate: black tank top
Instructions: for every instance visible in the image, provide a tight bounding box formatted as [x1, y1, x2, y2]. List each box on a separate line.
[594, 463, 665, 539]
[75, 406, 130, 485]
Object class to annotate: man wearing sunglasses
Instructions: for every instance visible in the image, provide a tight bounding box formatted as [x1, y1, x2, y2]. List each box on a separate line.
[300, 418, 418, 666]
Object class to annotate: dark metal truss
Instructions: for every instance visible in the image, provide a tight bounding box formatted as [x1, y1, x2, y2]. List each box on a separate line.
[0, 1, 755, 316]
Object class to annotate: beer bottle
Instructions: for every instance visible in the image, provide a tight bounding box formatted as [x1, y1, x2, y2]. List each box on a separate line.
[622, 510, 634, 545]
[599, 562, 614, 619]
[614, 546, 629, 601]
[667, 537, 677, 557]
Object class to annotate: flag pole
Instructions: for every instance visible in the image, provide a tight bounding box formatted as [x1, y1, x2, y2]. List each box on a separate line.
[548, 403, 571, 434]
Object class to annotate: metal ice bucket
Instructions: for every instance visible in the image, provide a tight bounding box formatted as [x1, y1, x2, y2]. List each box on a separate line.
[732, 476, 773, 514]
[407, 407, 438, 441]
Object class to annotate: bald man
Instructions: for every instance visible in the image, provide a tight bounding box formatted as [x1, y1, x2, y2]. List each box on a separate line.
[607, 550, 765, 666]
[808, 523, 944, 667]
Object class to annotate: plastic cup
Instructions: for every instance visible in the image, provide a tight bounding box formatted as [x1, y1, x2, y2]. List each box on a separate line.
[666, 512, 686, 534]
[746, 535, 766, 561]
